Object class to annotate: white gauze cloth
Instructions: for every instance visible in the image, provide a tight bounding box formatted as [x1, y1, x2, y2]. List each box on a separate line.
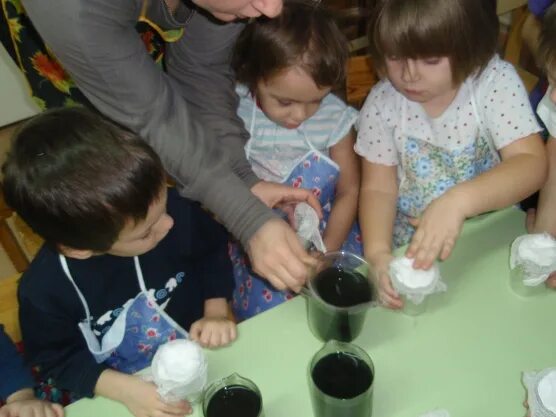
[389, 256, 446, 304]
[510, 233, 556, 286]
[523, 368, 556, 417]
[418, 410, 451, 417]
[294, 203, 326, 253]
[537, 88, 556, 138]
[146, 339, 208, 403]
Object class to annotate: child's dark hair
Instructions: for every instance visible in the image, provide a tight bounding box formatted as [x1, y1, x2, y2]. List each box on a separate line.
[538, 3, 556, 78]
[232, 0, 349, 91]
[2, 107, 165, 252]
[368, 0, 499, 84]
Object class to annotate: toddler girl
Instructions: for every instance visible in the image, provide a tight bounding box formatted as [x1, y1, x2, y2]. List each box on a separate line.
[230, 0, 362, 320]
[357, 0, 547, 308]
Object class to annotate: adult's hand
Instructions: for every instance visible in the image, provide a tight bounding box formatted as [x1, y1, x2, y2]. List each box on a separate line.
[246, 218, 317, 292]
[251, 181, 322, 218]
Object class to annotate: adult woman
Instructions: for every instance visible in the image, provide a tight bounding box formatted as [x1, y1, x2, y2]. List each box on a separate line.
[0, 0, 318, 291]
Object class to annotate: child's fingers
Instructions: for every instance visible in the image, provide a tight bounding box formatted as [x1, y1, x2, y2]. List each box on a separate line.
[406, 227, 424, 258]
[158, 399, 191, 416]
[200, 328, 212, 347]
[52, 403, 65, 417]
[546, 273, 556, 288]
[439, 237, 455, 261]
[188, 322, 202, 342]
[229, 324, 237, 343]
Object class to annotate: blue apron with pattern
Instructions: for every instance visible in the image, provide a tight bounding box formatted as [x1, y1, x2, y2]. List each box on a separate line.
[60, 255, 188, 374]
[229, 104, 363, 320]
[393, 81, 500, 247]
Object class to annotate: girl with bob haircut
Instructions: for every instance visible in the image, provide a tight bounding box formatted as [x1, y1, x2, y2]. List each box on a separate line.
[356, 0, 548, 308]
[230, 0, 362, 320]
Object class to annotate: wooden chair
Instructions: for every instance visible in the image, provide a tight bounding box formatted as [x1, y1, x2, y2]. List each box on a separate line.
[503, 4, 540, 93]
[0, 273, 22, 343]
[346, 55, 377, 108]
[0, 190, 29, 273]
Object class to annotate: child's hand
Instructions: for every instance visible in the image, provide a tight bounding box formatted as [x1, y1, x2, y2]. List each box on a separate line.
[406, 193, 466, 269]
[189, 317, 237, 348]
[121, 375, 191, 417]
[0, 389, 64, 417]
[368, 252, 402, 309]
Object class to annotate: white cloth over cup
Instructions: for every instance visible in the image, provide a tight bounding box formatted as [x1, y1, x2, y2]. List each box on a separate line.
[145, 339, 208, 403]
[510, 233, 556, 286]
[294, 202, 326, 253]
[389, 256, 446, 304]
[537, 88, 556, 138]
[418, 409, 451, 417]
[523, 368, 556, 417]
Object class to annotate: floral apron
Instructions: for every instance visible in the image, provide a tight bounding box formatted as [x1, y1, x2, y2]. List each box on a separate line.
[393, 81, 500, 247]
[0, 0, 182, 110]
[60, 254, 188, 374]
[229, 105, 363, 321]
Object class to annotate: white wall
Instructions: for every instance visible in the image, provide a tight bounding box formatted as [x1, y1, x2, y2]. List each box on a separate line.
[0, 44, 39, 127]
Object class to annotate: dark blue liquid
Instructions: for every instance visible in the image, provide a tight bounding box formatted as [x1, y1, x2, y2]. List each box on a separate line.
[308, 267, 374, 341]
[311, 352, 373, 417]
[206, 385, 261, 417]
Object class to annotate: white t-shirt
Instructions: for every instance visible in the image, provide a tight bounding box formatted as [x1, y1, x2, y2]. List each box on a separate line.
[355, 55, 541, 166]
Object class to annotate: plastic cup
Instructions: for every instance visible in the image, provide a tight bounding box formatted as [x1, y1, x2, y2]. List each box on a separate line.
[309, 340, 374, 417]
[304, 251, 376, 342]
[509, 266, 548, 297]
[202, 373, 263, 417]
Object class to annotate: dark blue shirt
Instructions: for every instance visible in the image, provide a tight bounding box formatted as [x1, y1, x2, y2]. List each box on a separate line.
[18, 189, 233, 398]
[0, 325, 34, 400]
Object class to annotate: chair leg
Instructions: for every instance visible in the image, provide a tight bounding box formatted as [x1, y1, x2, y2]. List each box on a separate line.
[0, 220, 29, 273]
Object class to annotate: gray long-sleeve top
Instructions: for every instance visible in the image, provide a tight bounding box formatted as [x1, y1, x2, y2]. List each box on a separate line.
[21, 0, 275, 245]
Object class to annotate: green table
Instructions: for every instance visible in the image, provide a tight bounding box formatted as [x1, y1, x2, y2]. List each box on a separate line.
[66, 208, 555, 417]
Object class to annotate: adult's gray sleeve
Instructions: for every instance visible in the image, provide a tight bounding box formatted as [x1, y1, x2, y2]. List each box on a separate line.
[165, 10, 259, 187]
[21, 0, 275, 245]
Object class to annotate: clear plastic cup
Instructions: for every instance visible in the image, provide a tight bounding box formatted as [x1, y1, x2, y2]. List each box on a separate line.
[308, 340, 374, 417]
[202, 373, 264, 417]
[400, 296, 427, 316]
[509, 266, 548, 297]
[304, 251, 377, 342]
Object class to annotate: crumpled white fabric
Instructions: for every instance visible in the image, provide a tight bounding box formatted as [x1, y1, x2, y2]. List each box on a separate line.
[294, 202, 326, 253]
[144, 339, 208, 403]
[523, 368, 556, 417]
[510, 233, 556, 286]
[418, 409, 451, 417]
[389, 256, 446, 304]
[537, 88, 556, 138]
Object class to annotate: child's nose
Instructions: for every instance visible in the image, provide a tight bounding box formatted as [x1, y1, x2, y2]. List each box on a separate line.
[401, 60, 420, 83]
[292, 105, 308, 123]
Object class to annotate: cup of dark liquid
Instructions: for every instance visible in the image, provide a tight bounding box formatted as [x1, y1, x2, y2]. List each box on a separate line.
[304, 251, 376, 342]
[202, 373, 263, 417]
[309, 340, 374, 417]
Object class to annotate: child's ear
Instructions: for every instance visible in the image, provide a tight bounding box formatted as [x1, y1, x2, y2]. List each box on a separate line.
[58, 245, 94, 260]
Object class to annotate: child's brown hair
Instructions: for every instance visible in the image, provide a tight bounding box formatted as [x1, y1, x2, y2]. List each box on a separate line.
[368, 0, 499, 84]
[538, 3, 556, 79]
[232, 0, 349, 92]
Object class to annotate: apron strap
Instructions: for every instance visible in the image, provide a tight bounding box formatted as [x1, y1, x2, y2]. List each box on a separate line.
[60, 254, 93, 322]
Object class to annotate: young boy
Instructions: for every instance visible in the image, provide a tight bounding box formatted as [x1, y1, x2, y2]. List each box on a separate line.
[527, 2, 556, 290]
[0, 326, 64, 417]
[2, 107, 236, 417]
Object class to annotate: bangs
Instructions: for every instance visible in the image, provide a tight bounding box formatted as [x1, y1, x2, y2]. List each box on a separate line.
[374, 0, 455, 60]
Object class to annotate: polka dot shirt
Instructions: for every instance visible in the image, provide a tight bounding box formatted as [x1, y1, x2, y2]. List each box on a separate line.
[355, 55, 542, 166]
